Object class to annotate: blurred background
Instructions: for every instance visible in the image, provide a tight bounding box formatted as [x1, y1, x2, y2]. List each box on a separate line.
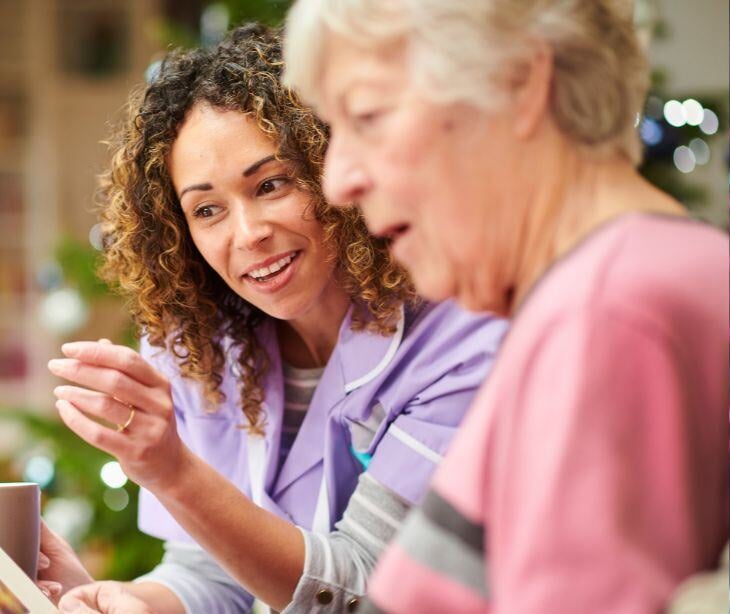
[0, 0, 726, 581]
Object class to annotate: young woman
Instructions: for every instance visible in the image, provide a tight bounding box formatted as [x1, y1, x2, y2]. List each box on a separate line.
[283, 0, 728, 612]
[41, 24, 507, 613]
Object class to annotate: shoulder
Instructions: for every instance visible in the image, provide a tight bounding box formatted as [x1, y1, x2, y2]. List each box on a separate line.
[383, 300, 508, 404]
[402, 299, 509, 358]
[521, 214, 727, 340]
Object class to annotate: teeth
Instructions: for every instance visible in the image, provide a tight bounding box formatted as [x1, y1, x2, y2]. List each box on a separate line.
[248, 253, 295, 280]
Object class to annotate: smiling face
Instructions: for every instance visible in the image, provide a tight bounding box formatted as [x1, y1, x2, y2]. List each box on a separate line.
[168, 103, 344, 322]
[317, 35, 524, 313]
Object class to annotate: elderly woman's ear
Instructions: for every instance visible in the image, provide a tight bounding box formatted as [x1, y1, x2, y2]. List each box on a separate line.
[511, 41, 554, 140]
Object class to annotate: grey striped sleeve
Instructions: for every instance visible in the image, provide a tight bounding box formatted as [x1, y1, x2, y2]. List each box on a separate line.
[282, 472, 411, 613]
[134, 542, 255, 614]
[390, 489, 489, 597]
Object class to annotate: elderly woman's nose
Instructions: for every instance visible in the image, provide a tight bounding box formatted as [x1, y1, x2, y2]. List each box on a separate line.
[232, 207, 273, 250]
[323, 136, 370, 206]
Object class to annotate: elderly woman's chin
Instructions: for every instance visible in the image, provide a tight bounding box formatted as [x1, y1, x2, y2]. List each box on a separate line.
[403, 257, 454, 302]
[410, 261, 494, 314]
[454, 284, 505, 315]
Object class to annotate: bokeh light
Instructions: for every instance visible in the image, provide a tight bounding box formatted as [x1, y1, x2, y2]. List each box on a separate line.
[103, 487, 130, 512]
[43, 498, 94, 546]
[640, 118, 663, 146]
[699, 109, 719, 135]
[201, 3, 230, 47]
[100, 461, 128, 489]
[682, 99, 704, 126]
[144, 59, 162, 84]
[663, 100, 686, 127]
[36, 261, 64, 292]
[689, 138, 711, 165]
[23, 455, 55, 489]
[673, 146, 696, 173]
[88, 223, 104, 251]
[38, 287, 89, 335]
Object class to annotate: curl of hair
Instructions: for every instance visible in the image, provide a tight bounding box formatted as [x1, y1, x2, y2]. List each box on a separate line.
[98, 24, 416, 435]
[285, 0, 649, 165]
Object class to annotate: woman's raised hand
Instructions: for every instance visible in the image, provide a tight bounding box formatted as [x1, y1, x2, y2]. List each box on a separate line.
[48, 340, 191, 492]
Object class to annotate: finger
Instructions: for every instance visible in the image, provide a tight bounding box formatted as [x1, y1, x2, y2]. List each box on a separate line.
[54, 386, 138, 428]
[60, 342, 164, 388]
[41, 520, 66, 550]
[48, 359, 154, 411]
[38, 552, 51, 570]
[38, 580, 62, 596]
[98, 339, 112, 344]
[56, 399, 129, 457]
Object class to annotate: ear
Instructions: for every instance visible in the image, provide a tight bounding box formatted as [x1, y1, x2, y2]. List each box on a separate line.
[511, 42, 554, 140]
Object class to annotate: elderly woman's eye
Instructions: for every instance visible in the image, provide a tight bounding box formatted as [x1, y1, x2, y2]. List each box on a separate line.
[353, 110, 381, 128]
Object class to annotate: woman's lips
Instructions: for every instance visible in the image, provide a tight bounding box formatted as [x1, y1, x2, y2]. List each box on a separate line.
[241, 250, 301, 295]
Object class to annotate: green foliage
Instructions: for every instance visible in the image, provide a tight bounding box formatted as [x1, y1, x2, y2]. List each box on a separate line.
[55, 238, 110, 300]
[152, 0, 293, 50]
[221, 0, 292, 27]
[151, 19, 201, 50]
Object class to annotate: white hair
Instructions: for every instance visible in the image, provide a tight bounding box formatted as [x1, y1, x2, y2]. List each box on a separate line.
[284, 0, 649, 165]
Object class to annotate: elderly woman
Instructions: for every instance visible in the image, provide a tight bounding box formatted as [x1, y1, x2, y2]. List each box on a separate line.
[41, 24, 507, 614]
[282, 1, 728, 612]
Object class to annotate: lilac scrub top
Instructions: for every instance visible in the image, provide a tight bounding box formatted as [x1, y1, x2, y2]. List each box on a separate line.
[137, 300, 509, 541]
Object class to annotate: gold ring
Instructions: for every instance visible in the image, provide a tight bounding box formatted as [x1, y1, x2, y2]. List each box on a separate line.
[116, 408, 136, 433]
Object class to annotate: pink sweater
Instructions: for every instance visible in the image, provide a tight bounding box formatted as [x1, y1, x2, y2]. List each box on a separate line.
[367, 214, 728, 614]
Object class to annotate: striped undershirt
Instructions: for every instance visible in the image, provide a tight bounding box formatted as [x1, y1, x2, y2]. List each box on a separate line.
[278, 362, 325, 471]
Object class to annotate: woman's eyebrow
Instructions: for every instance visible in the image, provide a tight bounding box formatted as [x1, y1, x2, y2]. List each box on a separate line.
[178, 155, 279, 199]
[243, 154, 277, 177]
[179, 182, 213, 199]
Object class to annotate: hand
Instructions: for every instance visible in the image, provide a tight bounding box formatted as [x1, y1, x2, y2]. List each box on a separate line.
[47, 340, 190, 492]
[59, 582, 154, 614]
[37, 522, 93, 603]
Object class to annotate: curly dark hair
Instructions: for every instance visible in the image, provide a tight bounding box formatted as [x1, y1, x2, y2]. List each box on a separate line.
[97, 24, 416, 435]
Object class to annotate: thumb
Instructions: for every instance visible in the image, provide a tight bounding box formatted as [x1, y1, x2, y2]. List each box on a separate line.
[59, 593, 99, 614]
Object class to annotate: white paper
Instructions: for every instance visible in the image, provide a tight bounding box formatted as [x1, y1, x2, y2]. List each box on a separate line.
[0, 546, 57, 613]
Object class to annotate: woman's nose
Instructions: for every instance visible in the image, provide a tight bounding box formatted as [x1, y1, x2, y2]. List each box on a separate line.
[232, 206, 273, 251]
[322, 134, 371, 206]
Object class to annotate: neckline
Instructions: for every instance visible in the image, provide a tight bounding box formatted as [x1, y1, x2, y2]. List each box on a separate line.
[512, 211, 701, 320]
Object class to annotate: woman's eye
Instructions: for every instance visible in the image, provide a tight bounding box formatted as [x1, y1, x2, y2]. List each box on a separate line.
[193, 204, 219, 218]
[258, 177, 291, 197]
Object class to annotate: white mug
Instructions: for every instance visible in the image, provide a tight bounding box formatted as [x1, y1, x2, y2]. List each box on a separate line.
[0, 482, 40, 580]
